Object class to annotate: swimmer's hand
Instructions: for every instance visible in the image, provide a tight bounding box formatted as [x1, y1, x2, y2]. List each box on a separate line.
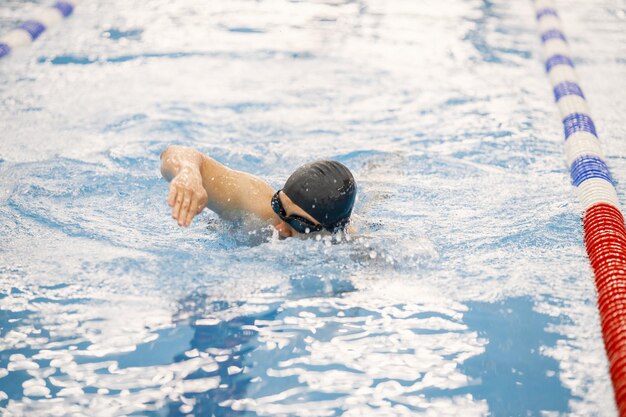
[167, 166, 208, 227]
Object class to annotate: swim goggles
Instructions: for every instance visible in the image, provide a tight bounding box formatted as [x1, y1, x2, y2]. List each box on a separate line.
[271, 191, 323, 234]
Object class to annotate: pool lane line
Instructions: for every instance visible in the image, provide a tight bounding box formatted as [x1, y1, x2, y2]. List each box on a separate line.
[0, 1, 80, 60]
[533, 0, 626, 415]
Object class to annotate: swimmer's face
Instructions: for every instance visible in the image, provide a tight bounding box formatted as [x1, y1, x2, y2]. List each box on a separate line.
[272, 191, 322, 238]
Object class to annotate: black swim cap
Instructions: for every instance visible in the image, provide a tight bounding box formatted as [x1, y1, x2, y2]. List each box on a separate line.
[282, 160, 356, 232]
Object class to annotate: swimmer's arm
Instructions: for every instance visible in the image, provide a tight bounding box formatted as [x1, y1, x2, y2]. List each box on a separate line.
[160, 145, 277, 226]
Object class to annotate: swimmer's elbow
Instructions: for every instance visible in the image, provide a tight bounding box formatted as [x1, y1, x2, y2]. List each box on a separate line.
[160, 144, 183, 161]
[159, 146, 171, 178]
[160, 146, 169, 161]
[160, 145, 187, 181]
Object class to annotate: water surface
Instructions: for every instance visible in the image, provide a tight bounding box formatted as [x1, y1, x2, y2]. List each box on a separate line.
[1, 0, 625, 415]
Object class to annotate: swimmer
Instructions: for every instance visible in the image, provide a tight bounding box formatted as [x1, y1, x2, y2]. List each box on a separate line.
[160, 145, 357, 238]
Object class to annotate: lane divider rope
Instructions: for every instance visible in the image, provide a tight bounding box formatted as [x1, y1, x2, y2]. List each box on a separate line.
[0, 1, 80, 60]
[533, 1, 626, 415]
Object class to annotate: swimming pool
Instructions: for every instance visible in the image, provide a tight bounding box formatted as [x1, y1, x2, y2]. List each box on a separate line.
[1, 0, 624, 415]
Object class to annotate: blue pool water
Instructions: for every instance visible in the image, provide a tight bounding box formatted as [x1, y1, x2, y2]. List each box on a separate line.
[1, 0, 625, 416]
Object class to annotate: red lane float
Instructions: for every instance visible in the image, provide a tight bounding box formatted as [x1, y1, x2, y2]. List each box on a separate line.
[584, 204, 626, 417]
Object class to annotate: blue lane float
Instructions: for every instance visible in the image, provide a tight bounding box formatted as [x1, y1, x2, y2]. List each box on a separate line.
[570, 156, 614, 187]
[563, 113, 597, 139]
[54, 1, 75, 18]
[541, 29, 567, 43]
[553, 81, 585, 101]
[19, 21, 47, 41]
[545, 54, 574, 71]
[0, 43, 10, 58]
[0, 0, 80, 60]
[536, 8, 558, 19]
